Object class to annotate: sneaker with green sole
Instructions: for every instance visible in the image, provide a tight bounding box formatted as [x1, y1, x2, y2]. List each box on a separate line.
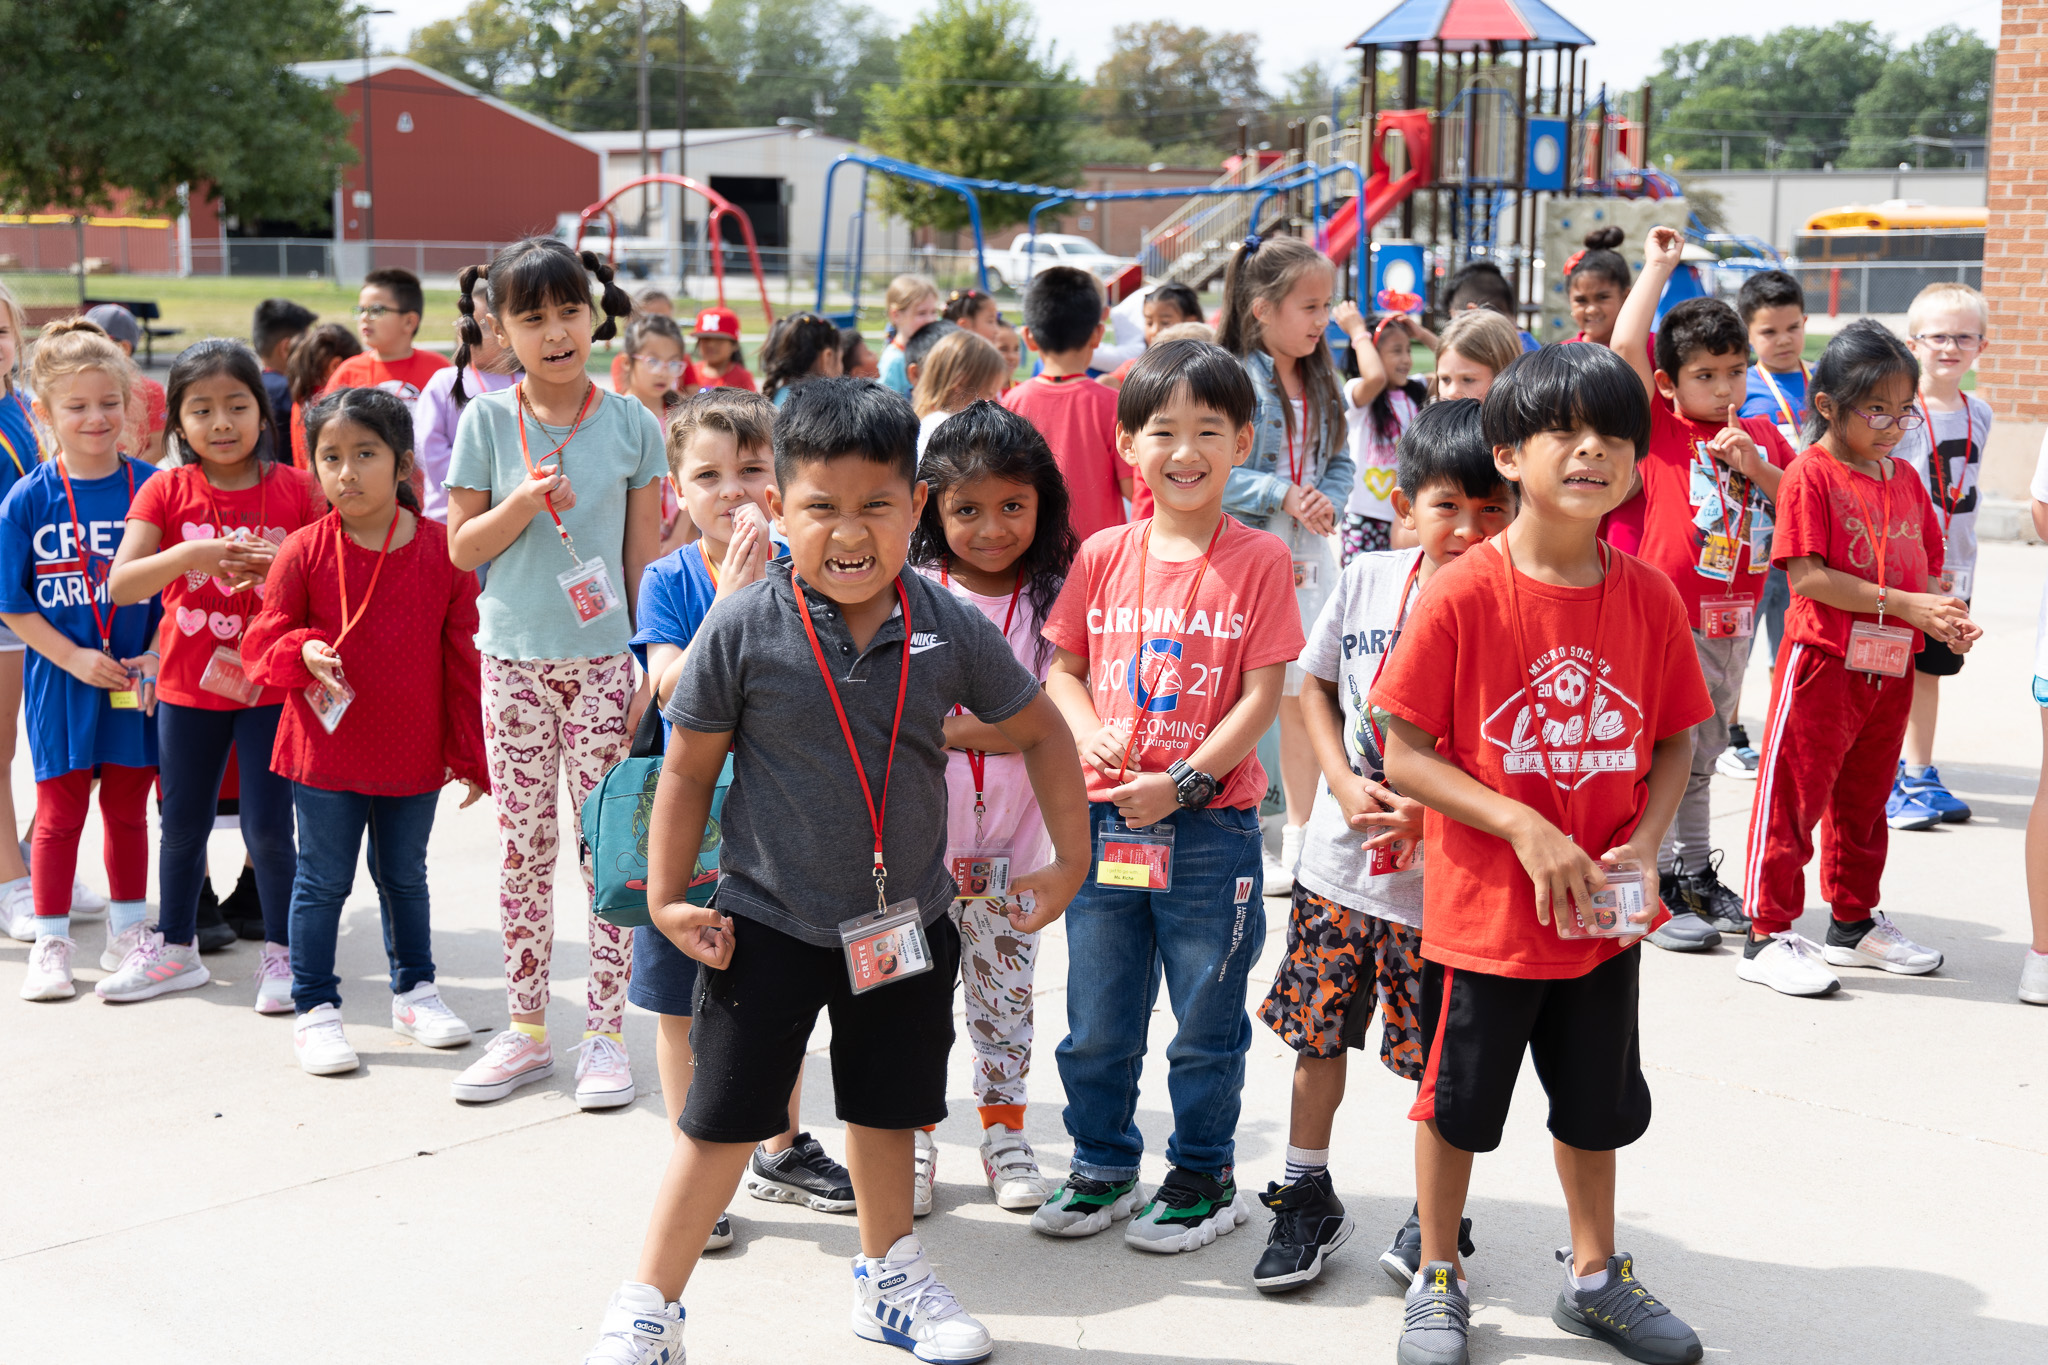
[1551, 1250, 1703, 1364]
[1029, 1173, 1138, 1238]
[1123, 1166, 1250, 1254]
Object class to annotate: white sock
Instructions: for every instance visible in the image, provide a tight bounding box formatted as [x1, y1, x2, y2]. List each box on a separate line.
[38, 914, 69, 940]
[1569, 1264, 1612, 1292]
[109, 899, 147, 934]
[1283, 1144, 1329, 1182]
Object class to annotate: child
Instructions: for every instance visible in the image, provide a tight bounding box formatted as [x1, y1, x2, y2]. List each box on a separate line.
[608, 286, 674, 393]
[1432, 310, 1521, 403]
[1101, 282, 1202, 390]
[416, 278, 521, 524]
[1887, 282, 1993, 830]
[1374, 342, 1711, 1365]
[1735, 268, 1812, 767]
[942, 287, 1002, 341]
[1738, 321, 1978, 998]
[0, 320, 162, 1001]
[760, 311, 845, 407]
[0, 280, 42, 930]
[902, 318, 960, 394]
[1565, 227, 1630, 347]
[879, 274, 942, 396]
[1003, 266, 1130, 545]
[82, 305, 166, 461]
[686, 305, 755, 392]
[1033, 338, 1300, 1253]
[443, 238, 666, 1108]
[912, 399, 1080, 1212]
[101, 339, 329, 1008]
[242, 386, 486, 1073]
[253, 298, 317, 431]
[912, 329, 1006, 456]
[579, 376, 1089, 1365]
[1217, 235, 1356, 895]
[992, 319, 1022, 390]
[841, 325, 881, 381]
[322, 268, 451, 415]
[286, 323, 362, 469]
[1443, 260, 1540, 351]
[1251, 399, 1512, 1294]
[1611, 227, 1797, 951]
[1331, 301, 1428, 564]
[618, 313, 693, 420]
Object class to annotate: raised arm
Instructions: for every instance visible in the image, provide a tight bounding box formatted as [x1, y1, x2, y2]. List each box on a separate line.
[1611, 225, 1684, 399]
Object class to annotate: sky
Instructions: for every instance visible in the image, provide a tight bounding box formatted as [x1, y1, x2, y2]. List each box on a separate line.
[368, 0, 1999, 96]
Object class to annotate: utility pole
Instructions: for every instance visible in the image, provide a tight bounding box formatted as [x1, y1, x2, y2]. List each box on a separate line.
[637, 0, 652, 233]
[677, 2, 690, 282]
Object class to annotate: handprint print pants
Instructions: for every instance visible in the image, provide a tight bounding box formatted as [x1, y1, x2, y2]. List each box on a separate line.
[951, 897, 1039, 1129]
[483, 653, 636, 1035]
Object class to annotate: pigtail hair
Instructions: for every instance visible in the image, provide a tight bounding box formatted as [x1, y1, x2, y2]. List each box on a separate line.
[452, 263, 489, 404]
[581, 250, 633, 343]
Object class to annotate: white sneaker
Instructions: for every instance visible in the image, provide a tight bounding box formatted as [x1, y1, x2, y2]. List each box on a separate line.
[2, 881, 36, 942]
[573, 1033, 636, 1110]
[913, 1127, 938, 1218]
[69, 878, 109, 921]
[20, 934, 75, 1001]
[979, 1123, 1056, 1211]
[100, 919, 146, 971]
[851, 1234, 992, 1364]
[2021, 950, 2048, 1006]
[582, 1282, 684, 1365]
[254, 942, 294, 1014]
[1736, 933, 1841, 997]
[95, 930, 211, 1002]
[1822, 911, 1942, 975]
[392, 981, 472, 1047]
[1263, 823, 1302, 897]
[293, 1003, 360, 1075]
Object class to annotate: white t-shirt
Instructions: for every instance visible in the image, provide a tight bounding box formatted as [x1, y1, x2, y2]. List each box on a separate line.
[1293, 548, 1428, 925]
[1893, 393, 1992, 584]
[916, 409, 952, 460]
[1342, 387, 1418, 521]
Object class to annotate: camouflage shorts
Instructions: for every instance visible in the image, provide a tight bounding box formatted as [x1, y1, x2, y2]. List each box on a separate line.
[1257, 883, 1424, 1079]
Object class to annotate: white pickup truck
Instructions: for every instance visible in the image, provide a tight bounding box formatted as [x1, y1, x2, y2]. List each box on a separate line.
[1000, 233, 1137, 289]
[556, 215, 669, 279]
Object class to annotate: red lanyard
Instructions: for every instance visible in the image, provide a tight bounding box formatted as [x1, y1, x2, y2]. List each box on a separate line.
[1498, 534, 1612, 842]
[1839, 457, 1895, 616]
[1363, 551, 1425, 754]
[1914, 393, 1974, 541]
[1692, 427, 1747, 555]
[1284, 418, 1301, 487]
[331, 509, 400, 652]
[793, 574, 913, 900]
[514, 380, 596, 560]
[1115, 517, 1226, 780]
[55, 455, 138, 654]
[940, 564, 1022, 830]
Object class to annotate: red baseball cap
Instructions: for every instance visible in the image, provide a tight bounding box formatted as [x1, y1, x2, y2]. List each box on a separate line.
[693, 306, 740, 340]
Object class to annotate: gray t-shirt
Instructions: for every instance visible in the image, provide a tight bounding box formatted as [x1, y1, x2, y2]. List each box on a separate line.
[665, 561, 1041, 947]
[446, 384, 665, 661]
[1294, 548, 1427, 926]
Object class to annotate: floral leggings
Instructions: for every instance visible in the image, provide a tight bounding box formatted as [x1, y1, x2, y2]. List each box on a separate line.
[952, 898, 1037, 1126]
[483, 653, 637, 1035]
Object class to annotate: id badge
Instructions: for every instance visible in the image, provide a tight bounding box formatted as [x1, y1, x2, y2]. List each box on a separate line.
[1748, 520, 1772, 571]
[1846, 620, 1913, 678]
[109, 666, 141, 711]
[840, 898, 933, 994]
[558, 557, 623, 627]
[947, 848, 1012, 900]
[1554, 866, 1645, 940]
[304, 674, 356, 733]
[1938, 564, 1973, 600]
[1095, 816, 1174, 891]
[1366, 832, 1421, 876]
[1696, 534, 1739, 583]
[199, 643, 263, 704]
[1292, 558, 1320, 591]
[1700, 595, 1754, 640]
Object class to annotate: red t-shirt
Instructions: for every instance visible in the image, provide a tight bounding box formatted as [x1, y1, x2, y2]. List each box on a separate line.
[320, 349, 451, 410]
[128, 462, 331, 710]
[1043, 516, 1304, 808]
[1371, 542, 1714, 979]
[1003, 375, 1128, 545]
[1624, 403, 1797, 622]
[136, 376, 168, 439]
[1772, 450, 1944, 657]
[687, 361, 756, 391]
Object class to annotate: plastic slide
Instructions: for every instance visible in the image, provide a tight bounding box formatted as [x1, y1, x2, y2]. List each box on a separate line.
[1322, 109, 1433, 267]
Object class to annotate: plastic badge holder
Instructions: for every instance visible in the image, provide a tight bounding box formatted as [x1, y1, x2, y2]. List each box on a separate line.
[1367, 832, 1422, 877]
[947, 848, 1011, 900]
[109, 665, 141, 710]
[1095, 818, 1174, 891]
[305, 674, 356, 734]
[1846, 620, 1913, 678]
[1292, 558, 1320, 591]
[559, 557, 623, 627]
[1553, 866, 1647, 940]
[1700, 595, 1754, 640]
[1938, 564, 1973, 600]
[199, 643, 263, 704]
[840, 898, 933, 994]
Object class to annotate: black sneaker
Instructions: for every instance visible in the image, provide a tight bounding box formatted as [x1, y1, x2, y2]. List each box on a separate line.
[1649, 864, 1721, 953]
[1250, 1170, 1354, 1291]
[1398, 1261, 1470, 1365]
[1379, 1203, 1476, 1287]
[194, 880, 237, 954]
[743, 1131, 856, 1212]
[221, 864, 265, 941]
[1552, 1250, 1703, 1364]
[1681, 853, 1750, 935]
[704, 1211, 734, 1251]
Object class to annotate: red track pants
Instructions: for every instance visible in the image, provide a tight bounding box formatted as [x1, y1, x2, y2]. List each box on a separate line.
[1742, 642, 1911, 935]
[32, 764, 153, 918]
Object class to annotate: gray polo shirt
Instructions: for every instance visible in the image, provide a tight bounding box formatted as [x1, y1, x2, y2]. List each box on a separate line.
[664, 560, 1041, 947]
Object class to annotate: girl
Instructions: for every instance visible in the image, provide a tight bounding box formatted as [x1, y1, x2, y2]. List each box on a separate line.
[759, 312, 843, 407]
[839, 325, 880, 381]
[1331, 302, 1429, 564]
[910, 399, 1077, 1212]
[1218, 234, 1355, 896]
[0, 320, 161, 1002]
[1739, 321, 1979, 998]
[942, 287, 1002, 341]
[686, 307, 754, 392]
[417, 282, 522, 524]
[102, 339, 327, 1009]
[0, 280, 42, 932]
[911, 329, 1007, 457]
[443, 238, 665, 1110]
[993, 318, 1023, 392]
[1566, 225, 1631, 347]
[285, 323, 362, 469]
[243, 387, 487, 1075]
[879, 274, 941, 396]
[1431, 308, 1521, 403]
[619, 314, 693, 420]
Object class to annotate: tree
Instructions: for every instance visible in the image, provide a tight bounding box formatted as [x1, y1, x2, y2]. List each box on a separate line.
[1844, 26, 1993, 168]
[0, 0, 355, 221]
[702, 0, 898, 142]
[862, 0, 1079, 232]
[1087, 22, 1264, 152]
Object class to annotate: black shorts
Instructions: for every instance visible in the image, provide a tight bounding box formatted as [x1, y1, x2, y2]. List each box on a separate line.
[679, 909, 961, 1143]
[1915, 631, 1967, 678]
[628, 922, 700, 1016]
[1408, 947, 1649, 1155]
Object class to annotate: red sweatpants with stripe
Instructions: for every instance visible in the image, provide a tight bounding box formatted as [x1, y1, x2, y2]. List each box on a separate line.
[1742, 642, 1911, 936]
[32, 765, 153, 918]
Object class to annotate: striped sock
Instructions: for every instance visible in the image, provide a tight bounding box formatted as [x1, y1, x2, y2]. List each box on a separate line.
[1283, 1144, 1329, 1184]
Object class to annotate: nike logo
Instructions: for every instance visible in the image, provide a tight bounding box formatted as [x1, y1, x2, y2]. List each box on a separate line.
[908, 633, 946, 654]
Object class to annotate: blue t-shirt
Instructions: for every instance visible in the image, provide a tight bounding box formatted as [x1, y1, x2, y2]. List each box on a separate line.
[0, 389, 40, 506]
[1741, 365, 1809, 434]
[1518, 329, 1540, 353]
[631, 536, 787, 736]
[0, 457, 163, 780]
[879, 342, 911, 396]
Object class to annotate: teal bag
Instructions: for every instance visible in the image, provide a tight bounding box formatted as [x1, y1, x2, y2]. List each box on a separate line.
[581, 703, 732, 928]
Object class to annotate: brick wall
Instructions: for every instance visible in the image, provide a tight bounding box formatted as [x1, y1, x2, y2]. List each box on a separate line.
[1978, 1, 2048, 498]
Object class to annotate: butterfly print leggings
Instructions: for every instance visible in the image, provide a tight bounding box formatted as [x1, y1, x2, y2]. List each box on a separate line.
[482, 652, 637, 1034]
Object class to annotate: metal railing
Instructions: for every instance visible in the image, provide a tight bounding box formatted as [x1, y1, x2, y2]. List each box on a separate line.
[1795, 259, 1984, 316]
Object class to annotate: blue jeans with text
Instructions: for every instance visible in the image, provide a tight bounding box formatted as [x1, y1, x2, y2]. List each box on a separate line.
[288, 784, 440, 1014]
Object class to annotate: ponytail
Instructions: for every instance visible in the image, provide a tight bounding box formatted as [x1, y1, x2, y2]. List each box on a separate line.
[1217, 234, 1340, 457]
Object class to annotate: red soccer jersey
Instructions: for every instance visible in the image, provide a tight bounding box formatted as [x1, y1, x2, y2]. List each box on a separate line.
[320, 349, 451, 409]
[1371, 541, 1714, 979]
[1772, 449, 1945, 657]
[687, 361, 756, 391]
[1627, 402, 1798, 622]
[1043, 516, 1304, 808]
[1003, 375, 1128, 545]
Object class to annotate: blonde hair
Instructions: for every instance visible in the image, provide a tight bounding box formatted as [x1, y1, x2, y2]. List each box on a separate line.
[1434, 311, 1522, 396]
[665, 386, 774, 479]
[0, 278, 27, 389]
[885, 274, 940, 320]
[1153, 320, 1216, 346]
[1906, 282, 1988, 337]
[913, 329, 1007, 418]
[28, 317, 132, 407]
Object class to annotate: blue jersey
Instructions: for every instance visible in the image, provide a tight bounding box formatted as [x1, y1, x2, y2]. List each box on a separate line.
[0, 388, 40, 507]
[0, 457, 163, 780]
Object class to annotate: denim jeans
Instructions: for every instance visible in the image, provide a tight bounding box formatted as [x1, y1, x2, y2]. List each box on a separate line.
[288, 784, 440, 1014]
[157, 701, 296, 947]
[1055, 801, 1266, 1181]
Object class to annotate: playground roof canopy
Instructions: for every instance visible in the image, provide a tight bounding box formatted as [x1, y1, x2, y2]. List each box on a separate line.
[1349, 0, 1594, 51]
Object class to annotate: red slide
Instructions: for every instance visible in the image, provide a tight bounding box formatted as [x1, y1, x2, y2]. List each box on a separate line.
[1322, 109, 1433, 265]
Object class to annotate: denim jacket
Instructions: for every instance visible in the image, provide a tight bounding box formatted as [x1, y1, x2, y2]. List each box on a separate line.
[1222, 348, 1355, 530]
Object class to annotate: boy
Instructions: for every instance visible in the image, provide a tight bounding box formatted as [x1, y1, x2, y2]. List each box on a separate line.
[1887, 282, 1993, 830]
[1736, 270, 1810, 720]
[1612, 228, 1796, 952]
[1002, 265, 1132, 543]
[1033, 338, 1301, 1254]
[322, 267, 449, 414]
[1252, 399, 1512, 1293]
[252, 298, 316, 431]
[1374, 342, 1711, 1365]
[581, 377, 1089, 1365]
[1443, 261, 1540, 352]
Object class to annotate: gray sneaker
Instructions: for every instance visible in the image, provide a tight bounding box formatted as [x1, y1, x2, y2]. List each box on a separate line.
[1398, 1261, 1470, 1365]
[1647, 911, 1721, 953]
[1379, 1203, 1476, 1287]
[1551, 1250, 1703, 1364]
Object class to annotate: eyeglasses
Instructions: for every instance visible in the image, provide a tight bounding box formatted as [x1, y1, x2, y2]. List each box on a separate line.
[1912, 333, 1984, 352]
[633, 357, 688, 377]
[1851, 408, 1927, 432]
[353, 305, 400, 320]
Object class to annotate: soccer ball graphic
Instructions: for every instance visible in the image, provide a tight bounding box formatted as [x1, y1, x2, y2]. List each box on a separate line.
[1551, 664, 1588, 709]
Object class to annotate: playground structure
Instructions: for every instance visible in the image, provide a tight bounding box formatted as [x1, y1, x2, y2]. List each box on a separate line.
[573, 174, 776, 323]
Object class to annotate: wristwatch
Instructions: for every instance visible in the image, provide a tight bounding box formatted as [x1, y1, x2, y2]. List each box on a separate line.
[1167, 759, 1219, 810]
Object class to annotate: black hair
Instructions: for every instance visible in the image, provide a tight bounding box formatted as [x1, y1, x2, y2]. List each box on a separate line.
[1445, 261, 1517, 318]
[1345, 313, 1430, 443]
[761, 313, 845, 401]
[302, 386, 421, 511]
[452, 237, 631, 401]
[1567, 225, 1631, 294]
[252, 299, 317, 358]
[773, 376, 919, 488]
[1021, 266, 1105, 355]
[163, 338, 281, 468]
[1217, 234, 1341, 459]
[942, 288, 998, 327]
[1396, 398, 1512, 501]
[1737, 269, 1806, 326]
[284, 323, 360, 405]
[1654, 297, 1748, 378]
[903, 319, 960, 373]
[839, 325, 873, 373]
[1806, 319, 1918, 446]
[1145, 282, 1202, 323]
[363, 267, 425, 319]
[910, 400, 1078, 669]
[1482, 343, 1650, 459]
[1116, 338, 1256, 433]
[623, 313, 686, 362]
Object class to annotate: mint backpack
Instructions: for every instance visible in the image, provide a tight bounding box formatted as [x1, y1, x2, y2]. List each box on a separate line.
[581, 703, 732, 928]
